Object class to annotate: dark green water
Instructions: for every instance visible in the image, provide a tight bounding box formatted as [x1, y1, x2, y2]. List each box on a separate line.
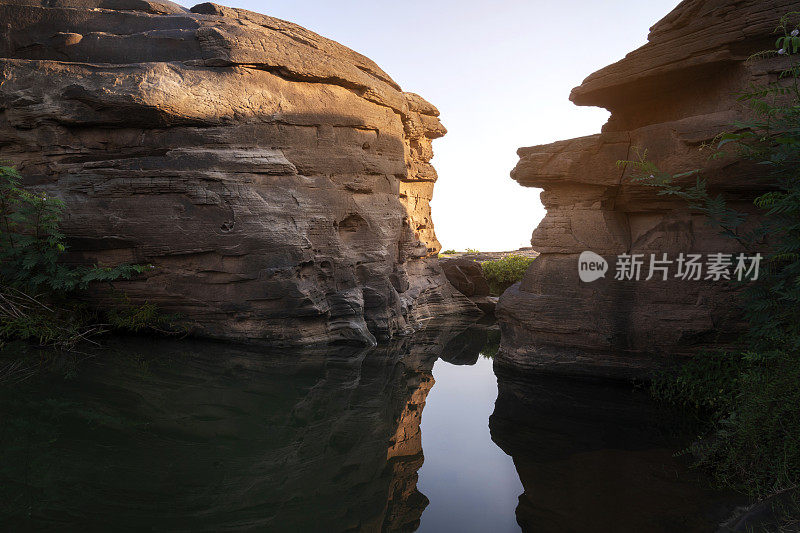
[0, 322, 742, 532]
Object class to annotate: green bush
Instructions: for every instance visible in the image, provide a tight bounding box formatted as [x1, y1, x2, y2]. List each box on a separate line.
[0, 166, 146, 293]
[105, 294, 183, 335]
[0, 289, 99, 349]
[651, 350, 742, 413]
[481, 255, 536, 296]
[441, 249, 457, 255]
[0, 165, 177, 349]
[653, 353, 800, 495]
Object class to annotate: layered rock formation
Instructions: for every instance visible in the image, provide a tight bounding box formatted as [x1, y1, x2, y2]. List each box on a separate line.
[0, 0, 476, 345]
[497, 0, 791, 378]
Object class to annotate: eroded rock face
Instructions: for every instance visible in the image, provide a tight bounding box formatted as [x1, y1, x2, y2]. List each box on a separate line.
[497, 0, 791, 378]
[0, 0, 477, 345]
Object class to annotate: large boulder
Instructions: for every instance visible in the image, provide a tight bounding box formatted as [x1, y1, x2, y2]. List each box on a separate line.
[439, 257, 498, 315]
[497, 0, 792, 378]
[439, 258, 490, 297]
[0, 0, 478, 345]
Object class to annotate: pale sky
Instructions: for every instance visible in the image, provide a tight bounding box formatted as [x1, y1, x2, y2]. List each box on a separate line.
[177, 0, 681, 251]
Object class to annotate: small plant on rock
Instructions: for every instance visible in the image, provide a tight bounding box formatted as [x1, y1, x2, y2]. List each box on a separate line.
[0, 164, 174, 349]
[481, 255, 536, 296]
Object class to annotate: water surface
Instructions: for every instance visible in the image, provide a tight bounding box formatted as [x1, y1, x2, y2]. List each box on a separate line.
[417, 357, 522, 532]
[0, 322, 740, 532]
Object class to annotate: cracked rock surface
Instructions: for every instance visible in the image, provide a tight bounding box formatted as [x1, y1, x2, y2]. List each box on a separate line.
[0, 0, 478, 345]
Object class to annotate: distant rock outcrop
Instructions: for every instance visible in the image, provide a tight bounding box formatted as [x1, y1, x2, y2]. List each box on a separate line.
[439, 257, 497, 315]
[0, 0, 477, 345]
[497, 0, 792, 378]
[439, 258, 490, 298]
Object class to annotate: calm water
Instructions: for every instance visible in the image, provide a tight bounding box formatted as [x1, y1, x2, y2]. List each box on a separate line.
[417, 357, 522, 533]
[0, 321, 740, 532]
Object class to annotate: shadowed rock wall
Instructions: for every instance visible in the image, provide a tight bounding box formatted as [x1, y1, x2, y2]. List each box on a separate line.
[497, 0, 792, 378]
[0, 0, 477, 345]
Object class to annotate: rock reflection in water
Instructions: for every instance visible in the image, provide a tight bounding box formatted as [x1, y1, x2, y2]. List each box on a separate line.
[1, 322, 743, 532]
[489, 372, 744, 533]
[0, 320, 477, 532]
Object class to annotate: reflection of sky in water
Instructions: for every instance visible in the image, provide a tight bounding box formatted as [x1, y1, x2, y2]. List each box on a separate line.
[418, 356, 522, 533]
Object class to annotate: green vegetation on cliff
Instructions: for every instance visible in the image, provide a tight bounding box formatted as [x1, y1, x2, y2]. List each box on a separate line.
[0, 165, 179, 351]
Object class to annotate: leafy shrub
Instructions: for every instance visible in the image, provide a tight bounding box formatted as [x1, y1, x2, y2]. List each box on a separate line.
[465, 248, 480, 254]
[105, 294, 184, 334]
[651, 350, 742, 413]
[441, 249, 457, 255]
[0, 288, 100, 350]
[653, 353, 800, 495]
[481, 255, 536, 296]
[0, 165, 176, 348]
[0, 166, 146, 292]
[704, 359, 800, 494]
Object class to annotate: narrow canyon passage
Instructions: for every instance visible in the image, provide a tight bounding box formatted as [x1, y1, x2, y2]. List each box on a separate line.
[0, 1, 795, 530]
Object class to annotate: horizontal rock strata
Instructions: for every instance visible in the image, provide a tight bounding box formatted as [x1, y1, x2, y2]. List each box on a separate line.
[497, 0, 792, 378]
[0, 0, 477, 345]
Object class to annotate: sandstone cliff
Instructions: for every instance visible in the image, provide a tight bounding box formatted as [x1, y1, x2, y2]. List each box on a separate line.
[0, 0, 477, 345]
[497, 0, 792, 378]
